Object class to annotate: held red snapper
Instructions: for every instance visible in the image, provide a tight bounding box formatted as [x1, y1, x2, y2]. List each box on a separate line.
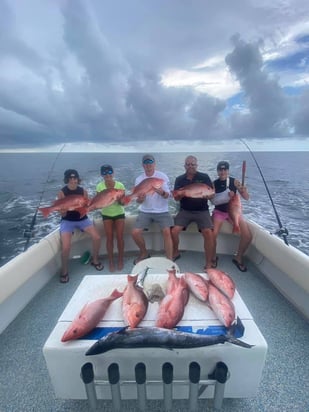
[38, 195, 89, 218]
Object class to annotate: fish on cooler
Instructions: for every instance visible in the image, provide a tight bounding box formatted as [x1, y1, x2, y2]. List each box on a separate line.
[183, 272, 209, 301]
[122, 274, 149, 328]
[85, 324, 253, 356]
[155, 275, 189, 329]
[206, 268, 235, 299]
[61, 289, 123, 342]
[208, 283, 236, 328]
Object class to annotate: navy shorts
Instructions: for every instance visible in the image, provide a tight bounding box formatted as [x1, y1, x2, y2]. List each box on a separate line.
[60, 218, 93, 233]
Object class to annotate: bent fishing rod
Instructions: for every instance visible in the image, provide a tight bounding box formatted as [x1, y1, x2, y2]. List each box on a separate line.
[240, 139, 289, 246]
[23, 144, 66, 251]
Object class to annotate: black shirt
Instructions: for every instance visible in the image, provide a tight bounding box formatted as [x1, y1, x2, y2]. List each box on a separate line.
[61, 185, 87, 221]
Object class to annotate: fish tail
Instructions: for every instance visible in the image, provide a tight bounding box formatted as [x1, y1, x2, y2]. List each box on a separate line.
[38, 207, 50, 218]
[122, 195, 132, 205]
[226, 336, 254, 348]
[111, 289, 123, 299]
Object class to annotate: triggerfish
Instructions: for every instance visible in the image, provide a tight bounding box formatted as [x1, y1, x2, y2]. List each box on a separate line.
[61, 289, 123, 342]
[85, 326, 253, 356]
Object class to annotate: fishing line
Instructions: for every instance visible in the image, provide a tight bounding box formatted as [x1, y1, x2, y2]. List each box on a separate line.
[23, 144, 66, 251]
[240, 139, 289, 246]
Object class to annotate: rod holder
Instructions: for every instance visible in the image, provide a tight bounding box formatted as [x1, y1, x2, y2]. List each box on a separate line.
[108, 363, 121, 412]
[81, 362, 97, 410]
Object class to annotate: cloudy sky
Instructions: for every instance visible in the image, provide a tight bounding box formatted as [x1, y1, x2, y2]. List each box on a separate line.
[1, 0, 309, 151]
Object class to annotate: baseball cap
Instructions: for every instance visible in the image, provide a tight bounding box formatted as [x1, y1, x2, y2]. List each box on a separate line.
[100, 164, 114, 175]
[64, 169, 79, 179]
[217, 161, 229, 170]
[142, 154, 155, 164]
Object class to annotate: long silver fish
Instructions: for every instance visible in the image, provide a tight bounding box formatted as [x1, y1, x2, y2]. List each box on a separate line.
[86, 325, 253, 356]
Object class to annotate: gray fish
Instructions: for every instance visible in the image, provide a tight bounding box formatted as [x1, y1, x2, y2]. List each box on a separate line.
[85, 326, 253, 356]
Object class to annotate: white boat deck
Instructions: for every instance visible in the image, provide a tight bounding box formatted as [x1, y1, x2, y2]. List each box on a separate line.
[0, 250, 308, 411]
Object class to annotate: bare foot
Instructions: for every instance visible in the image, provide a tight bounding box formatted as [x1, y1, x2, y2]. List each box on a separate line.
[117, 260, 124, 271]
[109, 261, 115, 272]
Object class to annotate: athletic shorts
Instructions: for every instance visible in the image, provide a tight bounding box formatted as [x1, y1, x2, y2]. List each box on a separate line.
[102, 214, 125, 221]
[134, 211, 173, 230]
[60, 218, 93, 234]
[174, 209, 213, 231]
[212, 209, 230, 221]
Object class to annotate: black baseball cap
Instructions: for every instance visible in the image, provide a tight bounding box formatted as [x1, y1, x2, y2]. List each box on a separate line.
[64, 169, 79, 179]
[217, 161, 229, 170]
[100, 164, 114, 175]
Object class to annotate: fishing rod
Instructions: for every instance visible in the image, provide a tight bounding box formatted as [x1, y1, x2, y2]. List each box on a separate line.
[240, 139, 289, 246]
[23, 144, 66, 251]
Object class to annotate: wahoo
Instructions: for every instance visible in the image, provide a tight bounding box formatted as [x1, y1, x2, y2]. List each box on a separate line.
[88, 188, 125, 212]
[38, 195, 89, 218]
[123, 177, 164, 205]
[172, 183, 214, 199]
[86, 325, 253, 356]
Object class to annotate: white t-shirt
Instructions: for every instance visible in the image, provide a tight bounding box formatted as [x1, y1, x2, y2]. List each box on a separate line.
[135, 170, 171, 213]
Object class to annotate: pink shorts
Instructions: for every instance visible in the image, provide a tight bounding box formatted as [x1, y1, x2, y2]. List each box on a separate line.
[212, 209, 230, 222]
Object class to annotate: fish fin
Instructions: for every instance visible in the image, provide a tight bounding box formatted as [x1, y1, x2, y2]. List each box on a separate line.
[122, 195, 132, 205]
[110, 289, 123, 299]
[76, 207, 88, 218]
[226, 336, 254, 349]
[227, 316, 245, 338]
[38, 207, 50, 218]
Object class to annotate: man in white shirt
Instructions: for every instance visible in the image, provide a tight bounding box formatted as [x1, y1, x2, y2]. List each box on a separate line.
[132, 154, 173, 264]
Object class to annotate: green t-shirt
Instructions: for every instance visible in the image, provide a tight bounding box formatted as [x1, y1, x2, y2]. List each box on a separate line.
[95, 181, 125, 217]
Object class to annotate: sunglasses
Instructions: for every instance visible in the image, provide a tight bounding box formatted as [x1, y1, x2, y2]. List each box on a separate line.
[143, 159, 154, 165]
[102, 170, 113, 175]
[185, 163, 197, 167]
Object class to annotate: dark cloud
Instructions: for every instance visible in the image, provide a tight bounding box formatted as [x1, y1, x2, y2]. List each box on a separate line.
[225, 35, 290, 138]
[0, 0, 308, 148]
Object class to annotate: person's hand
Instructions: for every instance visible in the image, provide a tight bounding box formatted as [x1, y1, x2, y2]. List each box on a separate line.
[137, 193, 146, 203]
[229, 191, 235, 199]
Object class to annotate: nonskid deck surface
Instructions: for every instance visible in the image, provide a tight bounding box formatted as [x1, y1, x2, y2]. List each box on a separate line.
[0, 251, 308, 412]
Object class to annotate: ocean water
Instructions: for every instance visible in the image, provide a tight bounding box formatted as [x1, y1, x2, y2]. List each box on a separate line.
[0, 151, 308, 266]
